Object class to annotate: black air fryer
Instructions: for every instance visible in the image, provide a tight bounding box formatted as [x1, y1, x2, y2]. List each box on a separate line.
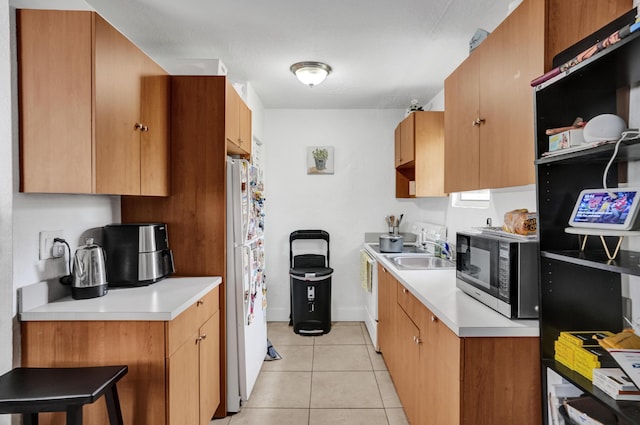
[103, 223, 175, 287]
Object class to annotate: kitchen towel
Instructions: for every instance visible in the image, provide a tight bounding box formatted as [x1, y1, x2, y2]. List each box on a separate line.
[360, 250, 372, 292]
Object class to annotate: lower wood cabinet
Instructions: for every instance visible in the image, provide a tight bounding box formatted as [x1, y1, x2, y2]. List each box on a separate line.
[378, 276, 541, 425]
[20, 286, 220, 425]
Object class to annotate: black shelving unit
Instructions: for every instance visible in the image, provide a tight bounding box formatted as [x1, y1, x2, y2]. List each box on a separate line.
[535, 28, 640, 424]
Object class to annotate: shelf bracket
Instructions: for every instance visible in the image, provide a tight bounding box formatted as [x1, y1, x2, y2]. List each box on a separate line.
[578, 234, 624, 260]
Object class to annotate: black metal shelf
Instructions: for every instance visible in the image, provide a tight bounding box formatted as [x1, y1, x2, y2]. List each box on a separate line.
[541, 249, 640, 276]
[535, 139, 640, 165]
[544, 359, 640, 423]
[534, 11, 640, 425]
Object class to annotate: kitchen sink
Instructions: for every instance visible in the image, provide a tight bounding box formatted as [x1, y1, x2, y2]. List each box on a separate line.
[386, 254, 455, 270]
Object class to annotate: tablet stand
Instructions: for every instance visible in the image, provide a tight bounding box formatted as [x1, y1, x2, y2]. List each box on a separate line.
[564, 227, 640, 260]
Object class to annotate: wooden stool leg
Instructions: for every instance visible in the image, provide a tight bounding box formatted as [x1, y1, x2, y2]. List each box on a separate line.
[66, 406, 83, 425]
[105, 384, 124, 425]
[23, 413, 39, 425]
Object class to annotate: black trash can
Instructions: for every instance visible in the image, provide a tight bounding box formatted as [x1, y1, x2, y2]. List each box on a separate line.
[289, 230, 333, 335]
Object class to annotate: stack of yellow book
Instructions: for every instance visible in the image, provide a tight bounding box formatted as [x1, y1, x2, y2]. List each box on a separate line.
[554, 331, 615, 377]
[574, 346, 617, 380]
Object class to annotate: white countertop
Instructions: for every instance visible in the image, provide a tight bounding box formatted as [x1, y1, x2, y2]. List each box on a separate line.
[364, 244, 539, 338]
[20, 276, 222, 322]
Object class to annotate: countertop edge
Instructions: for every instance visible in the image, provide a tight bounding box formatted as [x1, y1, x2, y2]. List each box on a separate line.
[20, 276, 222, 322]
[364, 244, 539, 338]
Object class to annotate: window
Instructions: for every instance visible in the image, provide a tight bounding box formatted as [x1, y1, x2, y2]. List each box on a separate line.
[451, 189, 491, 208]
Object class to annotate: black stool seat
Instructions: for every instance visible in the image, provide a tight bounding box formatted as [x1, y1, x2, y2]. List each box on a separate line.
[0, 365, 127, 425]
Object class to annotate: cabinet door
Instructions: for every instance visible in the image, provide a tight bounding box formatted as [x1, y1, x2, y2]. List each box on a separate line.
[395, 308, 421, 424]
[168, 330, 200, 425]
[398, 113, 415, 167]
[444, 52, 480, 193]
[377, 264, 397, 371]
[225, 83, 241, 149]
[477, 0, 542, 189]
[199, 311, 220, 425]
[414, 112, 446, 197]
[94, 13, 142, 195]
[17, 9, 93, 193]
[394, 124, 402, 167]
[239, 100, 253, 155]
[420, 311, 461, 425]
[140, 56, 170, 196]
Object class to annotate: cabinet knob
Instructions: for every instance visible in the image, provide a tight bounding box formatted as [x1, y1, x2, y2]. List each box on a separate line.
[431, 315, 438, 322]
[134, 123, 149, 132]
[402, 288, 408, 294]
[472, 118, 486, 126]
[196, 299, 205, 306]
[196, 334, 207, 343]
[414, 335, 422, 345]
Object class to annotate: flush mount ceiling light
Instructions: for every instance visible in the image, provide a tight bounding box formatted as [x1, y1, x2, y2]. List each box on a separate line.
[290, 61, 332, 87]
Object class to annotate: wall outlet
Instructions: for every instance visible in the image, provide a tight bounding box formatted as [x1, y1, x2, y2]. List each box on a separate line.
[39, 230, 63, 260]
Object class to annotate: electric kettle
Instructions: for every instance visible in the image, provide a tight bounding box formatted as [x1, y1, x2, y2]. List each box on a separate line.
[70, 238, 108, 300]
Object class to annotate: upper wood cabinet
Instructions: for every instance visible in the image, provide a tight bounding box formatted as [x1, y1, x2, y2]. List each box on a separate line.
[395, 114, 415, 167]
[18, 9, 170, 195]
[395, 111, 446, 198]
[443, 0, 631, 193]
[225, 81, 252, 157]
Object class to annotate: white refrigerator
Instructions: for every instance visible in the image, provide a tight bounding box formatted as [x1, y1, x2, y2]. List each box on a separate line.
[226, 157, 267, 413]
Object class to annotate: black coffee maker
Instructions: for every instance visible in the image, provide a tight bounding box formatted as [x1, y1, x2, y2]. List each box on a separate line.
[103, 223, 175, 287]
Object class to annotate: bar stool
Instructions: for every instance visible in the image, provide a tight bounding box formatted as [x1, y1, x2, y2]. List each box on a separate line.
[0, 365, 127, 425]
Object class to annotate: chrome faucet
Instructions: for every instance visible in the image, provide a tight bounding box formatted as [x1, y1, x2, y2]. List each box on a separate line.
[419, 239, 453, 260]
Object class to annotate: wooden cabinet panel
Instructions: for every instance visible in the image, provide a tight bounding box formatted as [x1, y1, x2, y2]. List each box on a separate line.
[545, 0, 632, 70]
[140, 57, 171, 196]
[200, 311, 221, 425]
[444, 54, 480, 193]
[460, 337, 540, 425]
[225, 81, 252, 156]
[17, 10, 93, 193]
[444, 0, 629, 192]
[396, 113, 414, 167]
[21, 321, 167, 425]
[168, 329, 200, 425]
[94, 13, 142, 195]
[377, 263, 397, 372]
[414, 112, 445, 197]
[396, 111, 446, 197]
[239, 99, 253, 154]
[477, 0, 541, 189]
[420, 310, 461, 425]
[17, 9, 170, 196]
[395, 308, 420, 423]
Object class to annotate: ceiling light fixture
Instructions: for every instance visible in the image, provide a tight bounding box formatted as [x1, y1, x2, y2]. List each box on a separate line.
[290, 61, 332, 87]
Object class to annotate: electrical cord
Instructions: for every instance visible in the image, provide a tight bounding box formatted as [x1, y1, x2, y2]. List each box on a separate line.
[53, 237, 71, 274]
[602, 130, 640, 194]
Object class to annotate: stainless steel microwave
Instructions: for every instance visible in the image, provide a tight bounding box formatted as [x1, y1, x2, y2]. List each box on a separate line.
[455, 231, 539, 319]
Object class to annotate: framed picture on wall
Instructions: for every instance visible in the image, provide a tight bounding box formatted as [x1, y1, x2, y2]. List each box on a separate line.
[307, 146, 334, 175]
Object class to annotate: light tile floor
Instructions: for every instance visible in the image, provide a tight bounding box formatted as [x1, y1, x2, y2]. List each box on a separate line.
[211, 321, 409, 425]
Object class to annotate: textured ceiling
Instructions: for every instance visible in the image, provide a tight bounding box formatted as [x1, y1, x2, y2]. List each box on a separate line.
[12, 0, 519, 109]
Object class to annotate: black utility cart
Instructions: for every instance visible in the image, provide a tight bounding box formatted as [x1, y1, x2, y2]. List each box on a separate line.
[289, 230, 333, 335]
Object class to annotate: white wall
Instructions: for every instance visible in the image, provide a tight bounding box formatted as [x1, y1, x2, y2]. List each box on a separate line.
[0, 2, 14, 409]
[263, 109, 449, 321]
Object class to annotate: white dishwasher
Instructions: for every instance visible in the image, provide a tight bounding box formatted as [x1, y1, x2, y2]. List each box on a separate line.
[360, 248, 379, 351]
